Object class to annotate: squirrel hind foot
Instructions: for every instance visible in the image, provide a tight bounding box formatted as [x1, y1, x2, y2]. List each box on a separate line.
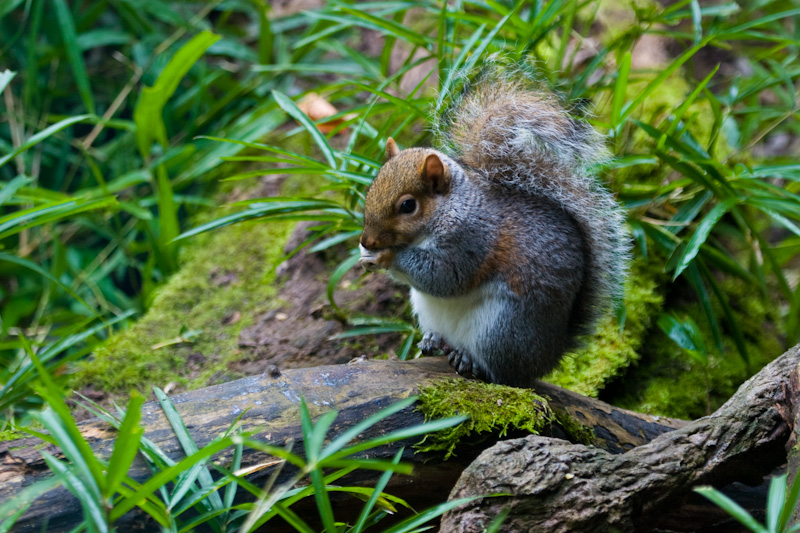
[448, 347, 489, 382]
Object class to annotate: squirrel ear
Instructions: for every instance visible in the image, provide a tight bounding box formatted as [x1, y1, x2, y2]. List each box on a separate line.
[385, 138, 400, 160]
[422, 154, 450, 194]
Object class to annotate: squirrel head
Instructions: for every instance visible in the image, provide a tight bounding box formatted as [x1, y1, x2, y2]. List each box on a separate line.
[359, 138, 451, 270]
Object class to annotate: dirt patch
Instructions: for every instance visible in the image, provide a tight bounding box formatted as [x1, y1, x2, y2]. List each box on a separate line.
[229, 220, 409, 377]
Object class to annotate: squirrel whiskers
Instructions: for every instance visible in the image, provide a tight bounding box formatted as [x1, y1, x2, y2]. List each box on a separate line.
[360, 57, 630, 388]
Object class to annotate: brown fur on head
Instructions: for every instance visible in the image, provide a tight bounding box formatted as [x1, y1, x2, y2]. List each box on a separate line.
[359, 138, 451, 270]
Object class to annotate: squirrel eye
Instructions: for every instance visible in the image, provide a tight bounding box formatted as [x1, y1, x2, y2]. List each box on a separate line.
[399, 198, 417, 214]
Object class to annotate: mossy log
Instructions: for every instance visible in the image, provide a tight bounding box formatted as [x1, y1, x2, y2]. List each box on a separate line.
[0, 356, 684, 531]
[442, 344, 800, 532]
[781, 357, 800, 526]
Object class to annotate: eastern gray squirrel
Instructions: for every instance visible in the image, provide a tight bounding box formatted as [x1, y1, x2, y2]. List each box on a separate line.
[359, 60, 630, 388]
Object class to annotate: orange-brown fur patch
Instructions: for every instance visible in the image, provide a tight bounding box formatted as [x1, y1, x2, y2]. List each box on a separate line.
[470, 223, 525, 294]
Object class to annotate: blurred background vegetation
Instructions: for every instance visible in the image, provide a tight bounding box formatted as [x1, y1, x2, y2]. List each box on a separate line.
[1, 0, 799, 529]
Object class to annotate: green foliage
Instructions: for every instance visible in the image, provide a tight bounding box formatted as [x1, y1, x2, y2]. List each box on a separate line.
[547, 257, 665, 396]
[695, 473, 800, 533]
[0, 0, 317, 419]
[4, 344, 471, 531]
[179, 0, 800, 384]
[416, 378, 593, 459]
[1, 311, 134, 421]
[69, 211, 294, 395]
[609, 276, 784, 419]
[2, 0, 800, 527]
[16, 383, 470, 532]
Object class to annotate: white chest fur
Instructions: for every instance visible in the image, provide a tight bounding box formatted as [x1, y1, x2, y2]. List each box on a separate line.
[410, 283, 509, 357]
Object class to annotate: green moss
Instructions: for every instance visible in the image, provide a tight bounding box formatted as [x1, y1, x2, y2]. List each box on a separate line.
[545, 256, 665, 396]
[69, 127, 333, 397]
[609, 277, 784, 419]
[0, 428, 27, 443]
[70, 218, 293, 395]
[416, 378, 593, 459]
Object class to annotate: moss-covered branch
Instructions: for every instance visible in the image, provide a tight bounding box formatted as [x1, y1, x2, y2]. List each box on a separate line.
[442, 344, 800, 532]
[0, 357, 684, 532]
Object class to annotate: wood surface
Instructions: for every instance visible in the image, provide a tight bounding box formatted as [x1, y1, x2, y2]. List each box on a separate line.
[0, 356, 685, 531]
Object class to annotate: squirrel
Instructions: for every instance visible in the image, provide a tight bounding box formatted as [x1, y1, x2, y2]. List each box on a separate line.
[358, 59, 630, 388]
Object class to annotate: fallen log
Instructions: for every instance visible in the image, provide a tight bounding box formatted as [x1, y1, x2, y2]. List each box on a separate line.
[442, 344, 800, 532]
[0, 356, 683, 531]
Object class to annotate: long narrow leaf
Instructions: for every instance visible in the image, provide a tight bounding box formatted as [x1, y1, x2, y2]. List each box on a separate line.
[105, 394, 145, 497]
[672, 197, 741, 280]
[0, 114, 94, 169]
[51, 0, 95, 114]
[272, 90, 337, 168]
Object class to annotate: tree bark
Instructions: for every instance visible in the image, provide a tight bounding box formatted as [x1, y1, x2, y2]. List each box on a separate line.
[0, 356, 683, 531]
[442, 344, 800, 532]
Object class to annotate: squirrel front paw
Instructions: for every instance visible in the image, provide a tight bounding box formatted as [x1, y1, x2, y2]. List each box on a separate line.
[447, 348, 488, 382]
[419, 332, 445, 355]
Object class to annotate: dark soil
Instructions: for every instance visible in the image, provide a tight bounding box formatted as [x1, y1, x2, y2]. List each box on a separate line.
[230, 220, 410, 377]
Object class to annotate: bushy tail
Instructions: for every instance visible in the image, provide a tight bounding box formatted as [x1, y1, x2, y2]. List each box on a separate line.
[432, 57, 630, 335]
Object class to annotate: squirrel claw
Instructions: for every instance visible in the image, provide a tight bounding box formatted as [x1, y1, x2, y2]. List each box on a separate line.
[448, 348, 473, 378]
[419, 332, 445, 355]
[448, 348, 488, 382]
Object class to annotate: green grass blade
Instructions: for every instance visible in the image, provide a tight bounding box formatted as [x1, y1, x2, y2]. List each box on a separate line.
[690, 0, 702, 45]
[272, 90, 337, 168]
[0, 252, 95, 314]
[486, 508, 510, 532]
[326, 250, 361, 312]
[0, 69, 16, 94]
[699, 260, 750, 365]
[105, 394, 145, 497]
[334, 324, 415, 339]
[308, 409, 340, 463]
[320, 397, 416, 461]
[174, 199, 343, 242]
[611, 51, 631, 134]
[672, 197, 741, 280]
[766, 474, 786, 533]
[110, 437, 237, 521]
[270, 502, 316, 533]
[336, 6, 430, 48]
[114, 481, 170, 527]
[664, 64, 719, 140]
[621, 38, 710, 124]
[435, 23, 485, 111]
[134, 31, 220, 158]
[554, 0, 577, 74]
[0, 114, 94, 169]
[40, 451, 108, 532]
[34, 409, 105, 504]
[0, 174, 32, 205]
[153, 387, 224, 511]
[309, 467, 336, 532]
[0, 196, 118, 240]
[779, 472, 800, 531]
[309, 229, 362, 253]
[258, 3, 273, 64]
[327, 415, 468, 463]
[351, 448, 403, 533]
[349, 82, 427, 117]
[27, 350, 106, 492]
[156, 165, 179, 271]
[694, 486, 767, 533]
[380, 496, 482, 533]
[0, 476, 60, 533]
[223, 432, 243, 513]
[789, 282, 800, 345]
[462, 1, 524, 74]
[51, 0, 95, 114]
